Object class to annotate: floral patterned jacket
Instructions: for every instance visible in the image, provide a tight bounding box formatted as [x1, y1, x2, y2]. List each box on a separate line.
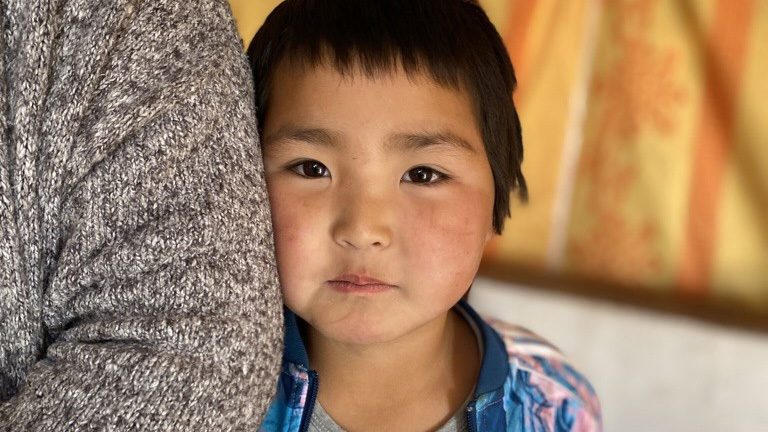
[260, 301, 602, 431]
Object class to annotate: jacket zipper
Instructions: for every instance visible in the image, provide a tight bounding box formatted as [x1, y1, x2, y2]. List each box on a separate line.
[298, 370, 319, 432]
[466, 400, 477, 432]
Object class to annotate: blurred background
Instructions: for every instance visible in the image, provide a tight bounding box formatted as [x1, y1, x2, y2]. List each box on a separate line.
[229, 1, 768, 430]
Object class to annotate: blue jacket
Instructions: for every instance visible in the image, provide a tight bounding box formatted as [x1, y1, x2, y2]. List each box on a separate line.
[260, 301, 602, 431]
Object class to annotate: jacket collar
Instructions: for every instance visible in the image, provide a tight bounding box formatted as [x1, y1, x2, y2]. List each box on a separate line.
[281, 299, 510, 396]
[282, 306, 311, 368]
[454, 300, 510, 397]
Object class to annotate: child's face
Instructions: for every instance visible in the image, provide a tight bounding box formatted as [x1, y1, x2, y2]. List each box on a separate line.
[262, 61, 495, 345]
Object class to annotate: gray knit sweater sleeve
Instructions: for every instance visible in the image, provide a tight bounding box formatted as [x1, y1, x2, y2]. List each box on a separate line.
[0, 0, 283, 430]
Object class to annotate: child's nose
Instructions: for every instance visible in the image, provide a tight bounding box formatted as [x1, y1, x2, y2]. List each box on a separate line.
[331, 189, 393, 250]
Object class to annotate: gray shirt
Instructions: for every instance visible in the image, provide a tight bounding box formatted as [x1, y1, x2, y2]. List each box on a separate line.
[0, 0, 283, 429]
[309, 401, 469, 432]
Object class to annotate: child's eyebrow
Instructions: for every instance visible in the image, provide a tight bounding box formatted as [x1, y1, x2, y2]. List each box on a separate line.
[262, 126, 339, 148]
[386, 131, 477, 154]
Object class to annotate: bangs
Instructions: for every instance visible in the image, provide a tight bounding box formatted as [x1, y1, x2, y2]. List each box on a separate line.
[248, 0, 494, 114]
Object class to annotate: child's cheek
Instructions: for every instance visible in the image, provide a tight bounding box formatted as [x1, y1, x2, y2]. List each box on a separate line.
[401, 189, 492, 298]
[267, 185, 324, 305]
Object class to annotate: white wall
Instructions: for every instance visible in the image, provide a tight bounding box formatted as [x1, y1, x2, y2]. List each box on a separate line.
[468, 277, 768, 432]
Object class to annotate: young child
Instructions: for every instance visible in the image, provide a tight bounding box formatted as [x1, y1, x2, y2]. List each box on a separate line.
[247, 1, 602, 430]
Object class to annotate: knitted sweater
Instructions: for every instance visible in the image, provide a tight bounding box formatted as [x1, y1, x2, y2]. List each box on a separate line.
[0, 0, 283, 430]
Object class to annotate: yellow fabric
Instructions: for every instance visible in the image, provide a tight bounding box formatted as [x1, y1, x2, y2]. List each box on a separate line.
[229, 0, 768, 312]
[497, 0, 768, 311]
[229, 0, 283, 48]
[713, 0, 768, 307]
[490, 0, 594, 270]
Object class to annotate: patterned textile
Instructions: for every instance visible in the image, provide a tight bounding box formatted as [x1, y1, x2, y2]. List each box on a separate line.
[479, 0, 768, 313]
[229, 0, 768, 314]
[486, 319, 602, 431]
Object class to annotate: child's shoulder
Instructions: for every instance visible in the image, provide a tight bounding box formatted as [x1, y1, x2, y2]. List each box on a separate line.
[483, 316, 603, 429]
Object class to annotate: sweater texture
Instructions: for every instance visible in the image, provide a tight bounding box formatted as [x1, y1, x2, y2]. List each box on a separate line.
[0, 0, 283, 429]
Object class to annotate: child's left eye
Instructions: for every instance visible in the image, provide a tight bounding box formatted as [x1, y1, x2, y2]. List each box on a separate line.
[401, 166, 447, 185]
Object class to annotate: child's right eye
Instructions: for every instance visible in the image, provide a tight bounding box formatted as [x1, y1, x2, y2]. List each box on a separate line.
[289, 160, 330, 178]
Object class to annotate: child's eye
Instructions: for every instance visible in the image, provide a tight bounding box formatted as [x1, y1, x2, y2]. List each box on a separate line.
[289, 160, 330, 178]
[401, 166, 447, 185]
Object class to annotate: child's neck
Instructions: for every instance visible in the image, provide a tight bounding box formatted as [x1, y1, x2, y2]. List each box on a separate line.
[307, 309, 480, 431]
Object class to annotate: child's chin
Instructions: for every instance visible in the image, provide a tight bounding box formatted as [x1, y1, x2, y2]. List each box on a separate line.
[322, 321, 402, 346]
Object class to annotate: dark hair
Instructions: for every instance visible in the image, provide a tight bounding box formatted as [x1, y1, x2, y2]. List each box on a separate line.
[247, 0, 527, 233]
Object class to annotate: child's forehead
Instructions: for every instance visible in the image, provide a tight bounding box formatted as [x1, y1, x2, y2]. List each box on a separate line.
[274, 51, 468, 95]
[266, 60, 481, 149]
[270, 58, 476, 119]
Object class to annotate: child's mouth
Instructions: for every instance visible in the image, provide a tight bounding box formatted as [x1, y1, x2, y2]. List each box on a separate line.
[327, 274, 396, 294]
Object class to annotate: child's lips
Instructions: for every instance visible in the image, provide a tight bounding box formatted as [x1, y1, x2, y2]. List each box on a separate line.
[327, 273, 396, 294]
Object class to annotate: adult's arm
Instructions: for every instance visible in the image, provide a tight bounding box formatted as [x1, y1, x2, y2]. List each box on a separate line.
[0, 0, 282, 429]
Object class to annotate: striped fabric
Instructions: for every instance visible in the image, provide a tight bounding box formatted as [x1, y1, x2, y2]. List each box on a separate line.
[481, 0, 768, 312]
[485, 317, 602, 430]
[229, 0, 768, 313]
